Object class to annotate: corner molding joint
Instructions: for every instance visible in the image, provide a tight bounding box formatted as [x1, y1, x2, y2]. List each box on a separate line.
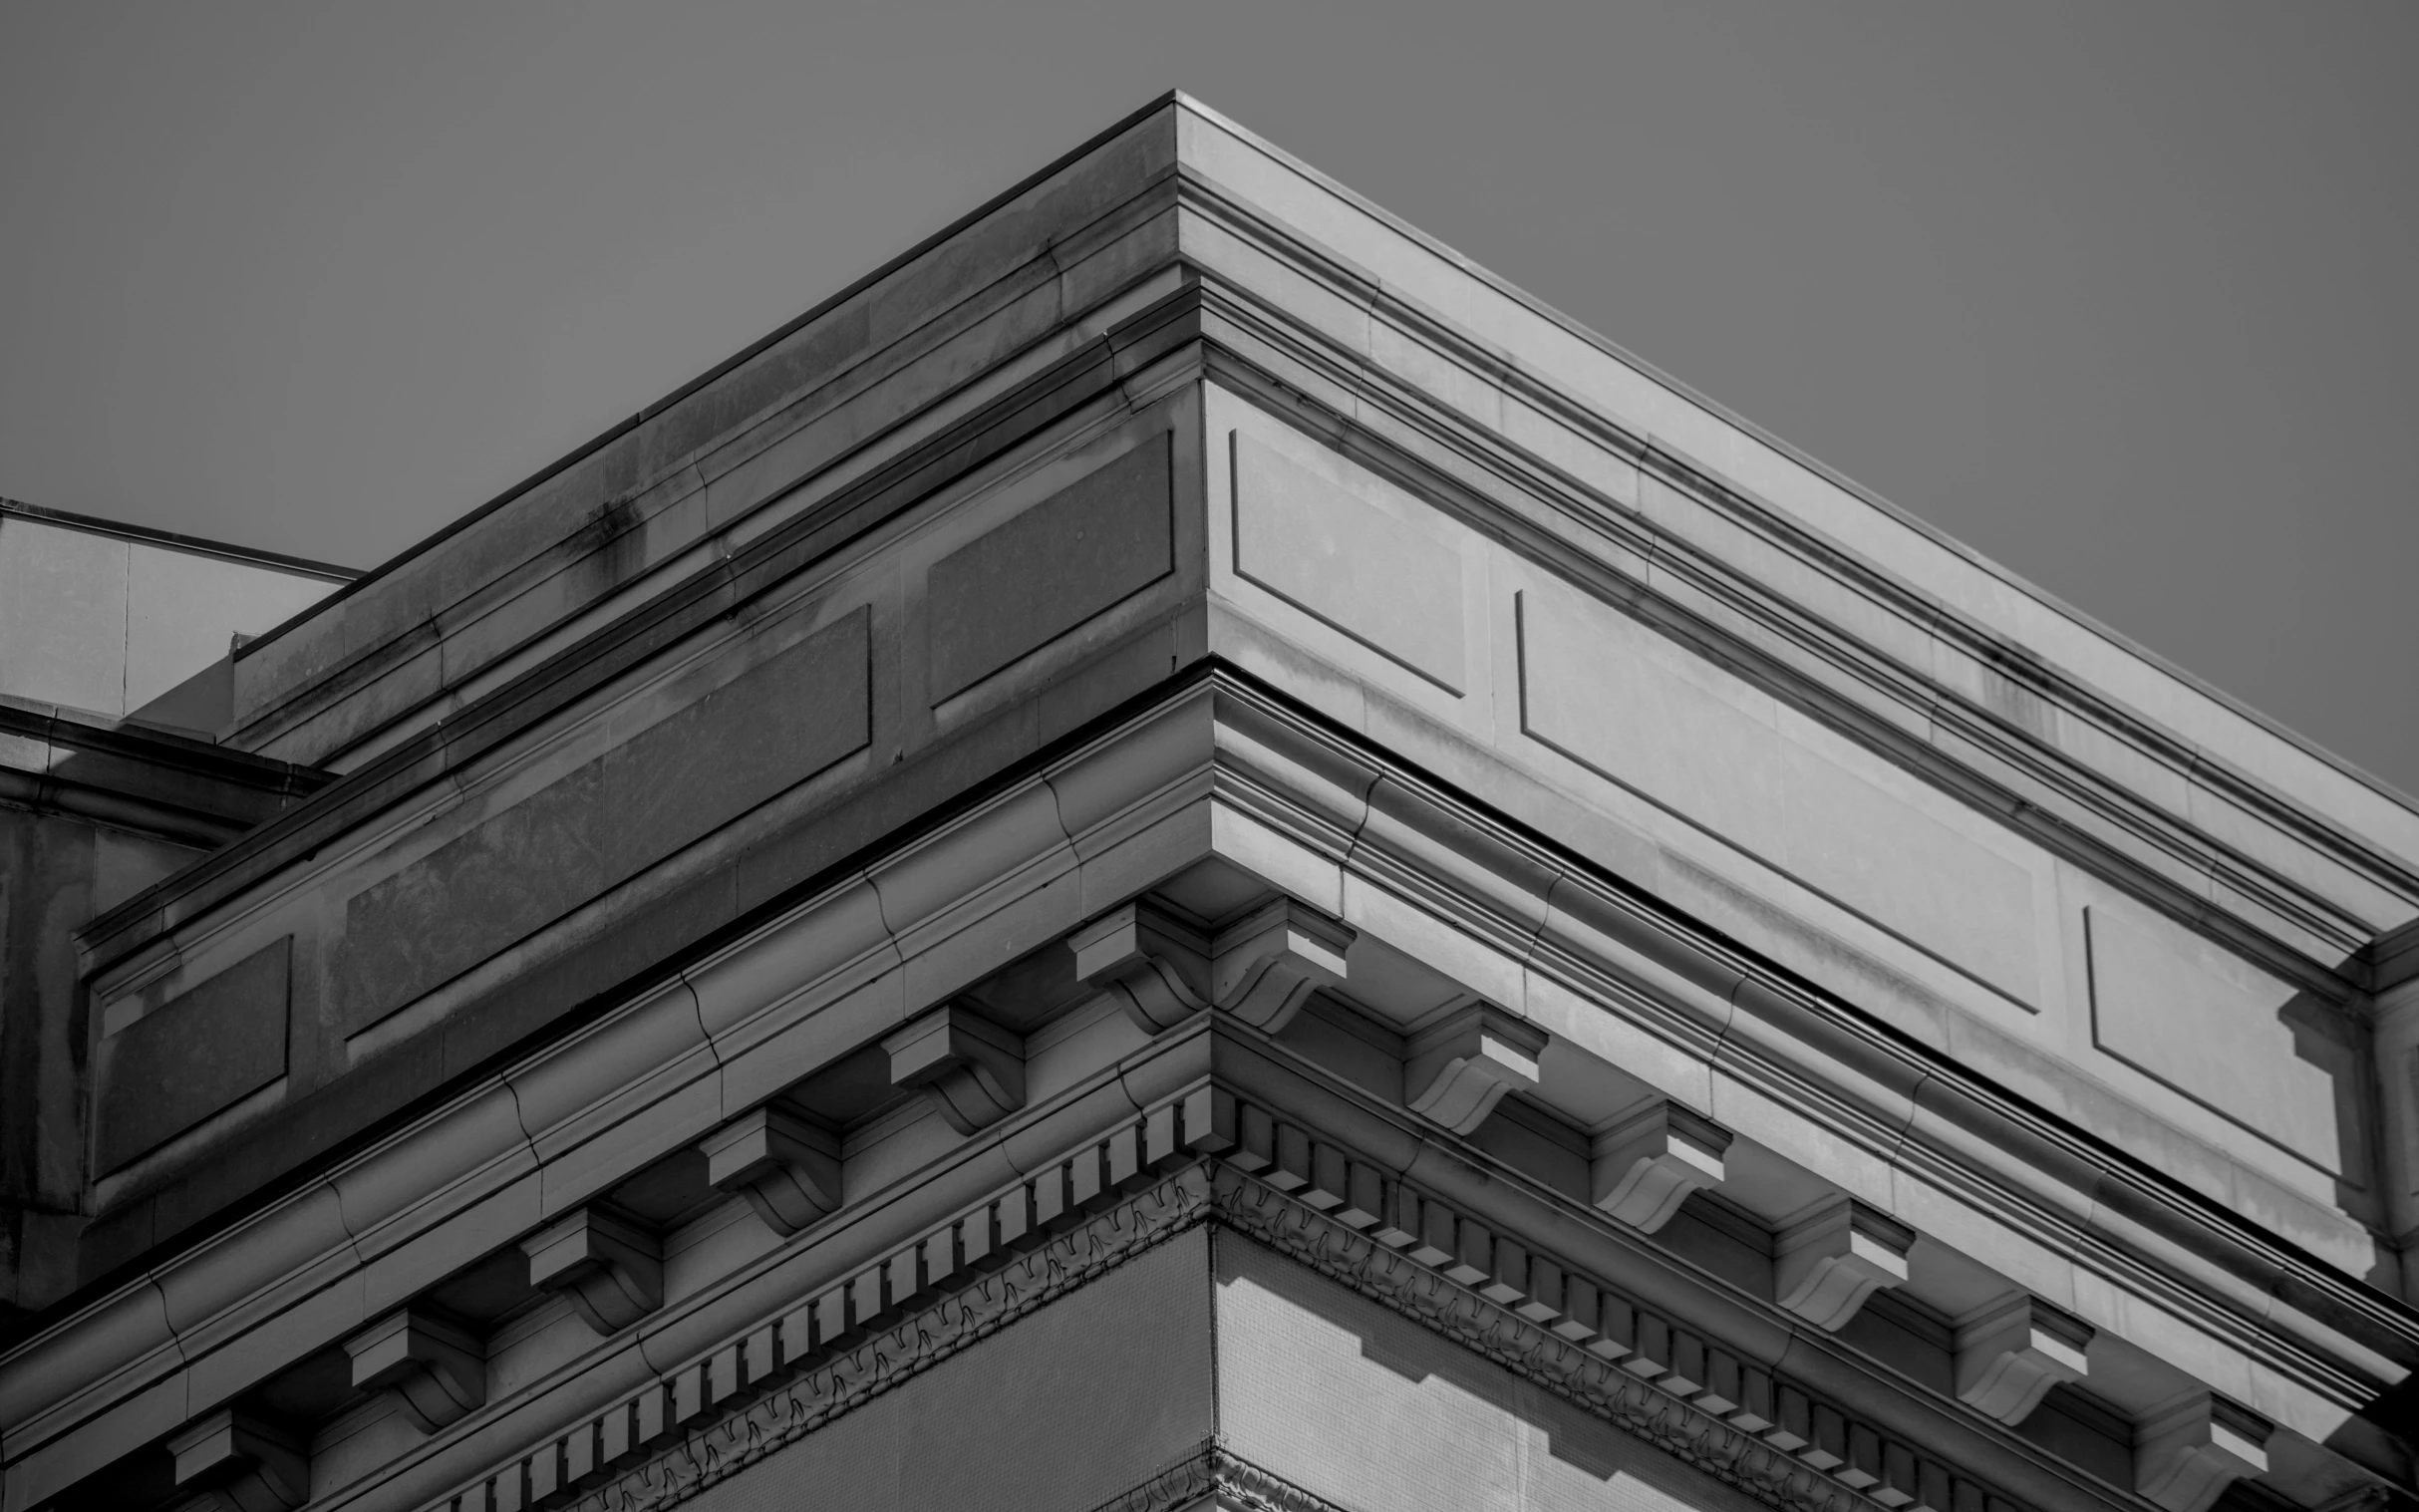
[1072, 900, 1209, 1033]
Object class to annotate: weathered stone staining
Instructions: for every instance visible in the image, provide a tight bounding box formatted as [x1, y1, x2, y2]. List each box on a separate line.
[1772, 1196, 1917, 1330]
[1589, 1100, 1733, 1232]
[344, 1307, 486, 1432]
[1402, 1000, 1548, 1134]
[699, 1106, 843, 1236]
[1206, 898, 1354, 1033]
[1071, 899, 1210, 1032]
[883, 1003, 1028, 1133]
[2, 96, 2413, 1512]
[2133, 1391, 2274, 1512]
[521, 1206, 664, 1335]
[1954, 1292, 2094, 1426]
[165, 1409, 310, 1512]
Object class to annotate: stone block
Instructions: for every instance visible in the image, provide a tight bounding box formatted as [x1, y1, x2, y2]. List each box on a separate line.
[96, 938, 290, 1173]
[927, 432, 1173, 701]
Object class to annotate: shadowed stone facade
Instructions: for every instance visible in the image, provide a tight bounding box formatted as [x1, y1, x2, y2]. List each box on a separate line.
[0, 95, 2413, 1512]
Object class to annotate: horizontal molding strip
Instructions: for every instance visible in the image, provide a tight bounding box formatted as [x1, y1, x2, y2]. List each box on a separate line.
[399, 1134, 2053, 1512]
[1173, 163, 2411, 977]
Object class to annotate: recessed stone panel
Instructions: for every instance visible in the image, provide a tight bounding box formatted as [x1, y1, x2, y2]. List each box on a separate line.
[1778, 740, 2039, 1006]
[98, 938, 290, 1172]
[2087, 904, 2357, 1176]
[1517, 582, 1785, 852]
[927, 432, 1173, 702]
[337, 608, 870, 1032]
[1517, 576, 2040, 1005]
[1231, 430, 1466, 694]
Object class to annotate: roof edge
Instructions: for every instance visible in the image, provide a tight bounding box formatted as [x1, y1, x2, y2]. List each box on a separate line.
[226, 90, 1188, 669]
[1160, 92, 2419, 826]
[0, 497, 358, 582]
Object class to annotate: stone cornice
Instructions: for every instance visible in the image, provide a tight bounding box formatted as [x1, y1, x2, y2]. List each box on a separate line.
[8, 675, 2407, 1512]
[83, 110, 2407, 1000]
[396, 1159, 2069, 1512]
[74, 286, 1209, 977]
[0, 699, 329, 847]
[1171, 166, 2407, 982]
[1203, 679, 2418, 1389]
[1170, 102, 2419, 932]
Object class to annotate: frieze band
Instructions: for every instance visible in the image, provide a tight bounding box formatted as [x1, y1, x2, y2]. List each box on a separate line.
[421, 1102, 2033, 1512]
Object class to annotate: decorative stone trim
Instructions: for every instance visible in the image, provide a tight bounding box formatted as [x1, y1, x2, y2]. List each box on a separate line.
[419, 1096, 2049, 1512]
[522, 1207, 664, 1336]
[1952, 1294, 2092, 1427]
[1402, 1000, 1546, 1135]
[346, 1307, 487, 1432]
[1206, 899, 1353, 1034]
[1773, 1197, 1916, 1332]
[1073, 900, 1211, 1034]
[698, 1107, 842, 1237]
[167, 1407, 310, 1512]
[883, 1002, 1027, 1134]
[2132, 1391, 2273, 1512]
[1590, 1100, 1733, 1233]
[1080, 1444, 1356, 1512]
[456, 1162, 1213, 1511]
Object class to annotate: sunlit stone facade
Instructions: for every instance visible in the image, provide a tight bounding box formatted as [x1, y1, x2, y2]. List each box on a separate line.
[3, 96, 2413, 1512]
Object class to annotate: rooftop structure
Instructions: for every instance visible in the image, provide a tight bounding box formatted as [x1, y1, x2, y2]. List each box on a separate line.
[0, 95, 2411, 1512]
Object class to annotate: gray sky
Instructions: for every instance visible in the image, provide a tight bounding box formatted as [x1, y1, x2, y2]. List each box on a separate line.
[4, 3, 2413, 796]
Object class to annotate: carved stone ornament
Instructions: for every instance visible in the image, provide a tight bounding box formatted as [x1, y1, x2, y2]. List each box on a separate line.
[522, 1205, 664, 1335]
[1403, 1000, 1549, 1134]
[883, 1002, 1027, 1134]
[2133, 1390, 2273, 1512]
[1208, 898, 1354, 1033]
[432, 1147, 2040, 1512]
[1589, 1100, 1733, 1232]
[700, 1105, 843, 1236]
[1771, 1195, 1914, 1331]
[1070, 900, 1210, 1033]
[344, 1306, 486, 1432]
[165, 1408, 310, 1512]
[1953, 1292, 2093, 1426]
